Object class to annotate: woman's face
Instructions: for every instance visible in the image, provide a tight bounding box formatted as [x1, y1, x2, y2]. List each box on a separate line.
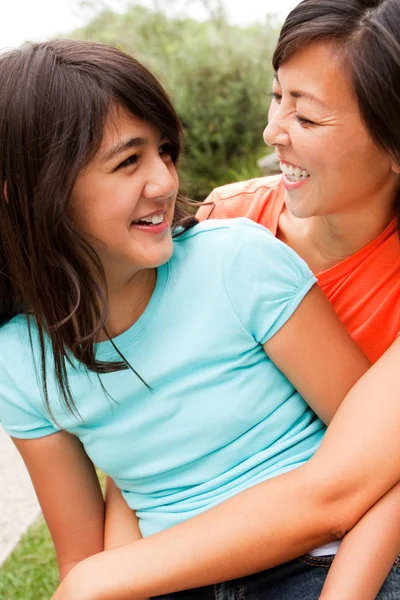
[264, 41, 399, 220]
[70, 106, 179, 284]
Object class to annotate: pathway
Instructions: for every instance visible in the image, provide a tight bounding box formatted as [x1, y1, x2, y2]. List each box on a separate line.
[0, 425, 40, 567]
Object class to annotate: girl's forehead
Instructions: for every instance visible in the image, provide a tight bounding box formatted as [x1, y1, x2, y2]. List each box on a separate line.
[87, 110, 160, 169]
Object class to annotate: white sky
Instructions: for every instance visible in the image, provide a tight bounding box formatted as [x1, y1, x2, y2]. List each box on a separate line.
[0, 0, 300, 51]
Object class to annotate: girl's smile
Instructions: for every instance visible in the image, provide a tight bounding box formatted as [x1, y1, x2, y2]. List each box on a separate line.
[130, 209, 169, 234]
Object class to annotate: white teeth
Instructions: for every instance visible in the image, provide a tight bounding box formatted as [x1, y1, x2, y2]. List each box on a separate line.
[279, 161, 309, 182]
[134, 213, 164, 225]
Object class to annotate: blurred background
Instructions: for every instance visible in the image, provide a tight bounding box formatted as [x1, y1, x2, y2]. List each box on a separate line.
[0, 0, 297, 198]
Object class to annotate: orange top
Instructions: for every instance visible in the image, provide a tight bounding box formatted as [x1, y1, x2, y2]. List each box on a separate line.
[197, 176, 400, 363]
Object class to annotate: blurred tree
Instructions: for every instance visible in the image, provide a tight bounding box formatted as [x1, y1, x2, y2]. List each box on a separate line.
[69, 1, 278, 198]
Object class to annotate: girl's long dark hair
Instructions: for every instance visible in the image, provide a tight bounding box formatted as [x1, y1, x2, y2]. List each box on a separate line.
[0, 40, 195, 415]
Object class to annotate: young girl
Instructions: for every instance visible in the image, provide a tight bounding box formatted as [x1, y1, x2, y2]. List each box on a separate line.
[0, 39, 396, 600]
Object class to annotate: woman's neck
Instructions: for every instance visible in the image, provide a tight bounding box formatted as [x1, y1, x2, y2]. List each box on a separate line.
[100, 268, 156, 341]
[278, 203, 396, 274]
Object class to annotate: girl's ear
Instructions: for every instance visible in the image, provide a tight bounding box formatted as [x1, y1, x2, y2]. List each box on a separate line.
[391, 162, 400, 175]
[3, 181, 8, 203]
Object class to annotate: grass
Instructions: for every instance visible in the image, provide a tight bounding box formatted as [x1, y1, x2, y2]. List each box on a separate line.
[0, 517, 58, 599]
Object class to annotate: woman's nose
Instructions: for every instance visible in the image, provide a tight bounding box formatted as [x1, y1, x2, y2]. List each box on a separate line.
[263, 104, 291, 148]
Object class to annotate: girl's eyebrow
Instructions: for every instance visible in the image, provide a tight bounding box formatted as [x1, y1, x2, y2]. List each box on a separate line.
[100, 137, 147, 163]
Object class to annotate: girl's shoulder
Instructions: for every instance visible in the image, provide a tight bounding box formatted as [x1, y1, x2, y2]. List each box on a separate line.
[0, 311, 36, 344]
[174, 217, 275, 250]
[0, 314, 39, 388]
[174, 217, 308, 271]
[0, 313, 34, 354]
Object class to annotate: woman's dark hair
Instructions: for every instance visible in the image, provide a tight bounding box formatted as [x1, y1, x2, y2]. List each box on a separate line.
[0, 39, 195, 415]
[273, 0, 400, 168]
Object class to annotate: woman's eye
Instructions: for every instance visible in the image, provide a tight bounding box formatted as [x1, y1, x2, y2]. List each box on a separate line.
[116, 154, 139, 170]
[295, 115, 317, 126]
[269, 91, 282, 103]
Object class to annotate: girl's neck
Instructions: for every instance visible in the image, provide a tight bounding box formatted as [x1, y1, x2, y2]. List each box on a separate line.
[278, 204, 396, 274]
[100, 268, 157, 341]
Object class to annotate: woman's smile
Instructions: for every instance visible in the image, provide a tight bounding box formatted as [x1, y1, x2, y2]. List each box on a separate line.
[279, 158, 310, 189]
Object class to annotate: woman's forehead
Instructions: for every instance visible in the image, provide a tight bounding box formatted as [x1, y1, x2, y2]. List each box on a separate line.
[276, 42, 357, 113]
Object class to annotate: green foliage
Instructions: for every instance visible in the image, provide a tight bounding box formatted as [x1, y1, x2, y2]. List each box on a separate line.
[0, 518, 58, 599]
[69, 3, 278, 198]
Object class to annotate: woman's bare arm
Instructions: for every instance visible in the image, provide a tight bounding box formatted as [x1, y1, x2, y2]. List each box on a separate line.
[12, 431, 105, 580]
[320, 480, 400, 600]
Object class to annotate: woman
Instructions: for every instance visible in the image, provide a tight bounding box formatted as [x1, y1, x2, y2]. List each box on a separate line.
[52, 0, 400, 598]
[0, 36, 376, 600]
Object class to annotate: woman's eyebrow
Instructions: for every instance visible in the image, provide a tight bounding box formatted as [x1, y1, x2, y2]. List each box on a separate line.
[274, 72, 329, 110]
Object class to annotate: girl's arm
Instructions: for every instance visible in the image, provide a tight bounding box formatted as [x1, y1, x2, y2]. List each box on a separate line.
[320, 481, 400, 600]
[52, 286, 400, 600]
[104, 477, 142, 549]
[104, 479, 150, 600]
[12, 431, 105, 580]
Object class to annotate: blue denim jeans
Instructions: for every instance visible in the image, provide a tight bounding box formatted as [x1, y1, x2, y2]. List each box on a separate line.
[153, 554, 400, 599]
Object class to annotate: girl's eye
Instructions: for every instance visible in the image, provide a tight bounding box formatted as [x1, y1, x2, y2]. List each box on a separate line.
[269, 91, 282, 103]
[159, 142, 172, 156]
[295, 115, 317, 126]
[116, 154, 139, 170]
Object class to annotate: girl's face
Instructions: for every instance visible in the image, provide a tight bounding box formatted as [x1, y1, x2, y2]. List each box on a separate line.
[70, 106, 179, 285]
[264, 42, 399, 220]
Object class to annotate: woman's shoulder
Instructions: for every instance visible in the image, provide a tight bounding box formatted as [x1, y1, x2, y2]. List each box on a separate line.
[196, 175, 283, 224]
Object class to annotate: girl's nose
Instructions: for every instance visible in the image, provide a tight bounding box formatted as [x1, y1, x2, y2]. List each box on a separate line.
[143, 157, 178, 200]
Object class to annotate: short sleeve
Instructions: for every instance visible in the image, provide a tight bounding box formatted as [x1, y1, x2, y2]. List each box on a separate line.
[196, 188, 221, 221]
[0, 361, 59, 439]
[223, 218, 317, 344]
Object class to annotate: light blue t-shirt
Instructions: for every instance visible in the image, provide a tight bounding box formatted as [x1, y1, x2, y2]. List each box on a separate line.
[0, 218, 324, 536]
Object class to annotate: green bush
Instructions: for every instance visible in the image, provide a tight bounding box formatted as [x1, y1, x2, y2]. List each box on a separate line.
[69, 4, 278, 198]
